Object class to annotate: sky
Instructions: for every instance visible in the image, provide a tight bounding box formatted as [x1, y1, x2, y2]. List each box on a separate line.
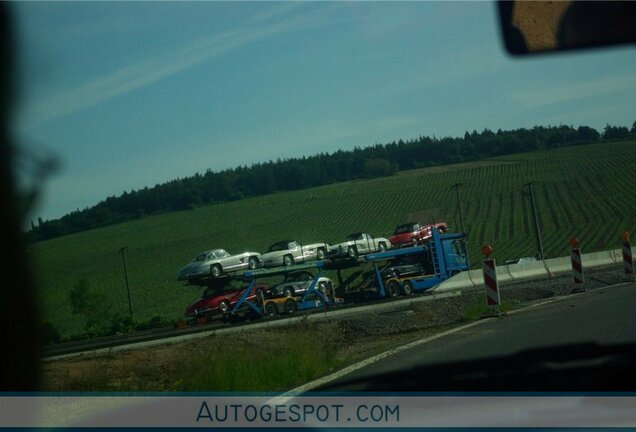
[10, 1, 636, 222]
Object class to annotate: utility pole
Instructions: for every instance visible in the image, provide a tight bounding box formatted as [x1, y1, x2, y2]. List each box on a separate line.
[524, 182, 544, 260]
[119, 246, 133, 321]
[451, 183, 466, 236]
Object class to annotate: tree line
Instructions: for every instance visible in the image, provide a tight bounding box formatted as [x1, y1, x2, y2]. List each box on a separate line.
[28, 122, 636, 243]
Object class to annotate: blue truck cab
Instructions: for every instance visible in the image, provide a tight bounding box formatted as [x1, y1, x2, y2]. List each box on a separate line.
[365, 229, 468, 297]
[436, 232, 469, 277]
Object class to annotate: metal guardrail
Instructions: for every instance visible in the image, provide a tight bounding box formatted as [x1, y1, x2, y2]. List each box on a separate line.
[43, 321, 229, 358]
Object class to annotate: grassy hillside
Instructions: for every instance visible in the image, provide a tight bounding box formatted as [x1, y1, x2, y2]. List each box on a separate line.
[31, 140, 636, 338]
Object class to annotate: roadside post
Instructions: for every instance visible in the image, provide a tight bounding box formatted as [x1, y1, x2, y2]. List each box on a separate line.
[118, 246, 134, 322]
[481, 244, 503, 317]
[570, 237, 585, 292]
[621, 231, 634, 279]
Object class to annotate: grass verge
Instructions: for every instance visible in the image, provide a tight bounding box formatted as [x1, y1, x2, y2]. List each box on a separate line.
[175, 327, 341, 392]
[461, 301, 512, 322]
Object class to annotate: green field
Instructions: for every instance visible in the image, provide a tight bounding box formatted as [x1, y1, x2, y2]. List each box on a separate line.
[31, 140, 636, 339]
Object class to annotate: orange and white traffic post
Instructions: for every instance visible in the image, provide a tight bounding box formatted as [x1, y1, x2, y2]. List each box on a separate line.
[621, 231, 634, 277]
[481, 244, 500, 308]
[570, 237, 584, 286]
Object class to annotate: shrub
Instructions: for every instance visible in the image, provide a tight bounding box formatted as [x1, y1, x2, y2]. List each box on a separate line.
[68, 279, 91, 315]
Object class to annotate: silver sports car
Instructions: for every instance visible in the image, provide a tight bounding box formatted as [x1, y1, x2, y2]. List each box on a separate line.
[177, 249, 261, 282]
[266, 271, 333, 298]
[260, 240, 329, 267]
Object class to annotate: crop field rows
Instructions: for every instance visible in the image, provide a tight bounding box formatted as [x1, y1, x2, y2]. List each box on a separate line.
[32, 140, 636, 339]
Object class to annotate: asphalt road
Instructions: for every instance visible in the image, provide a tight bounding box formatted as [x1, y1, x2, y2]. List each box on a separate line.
[323, 282, 636, 390]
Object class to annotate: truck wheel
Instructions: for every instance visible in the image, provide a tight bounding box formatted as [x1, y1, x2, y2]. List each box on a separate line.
[284, 299, 298, 314]
[211, 264, 223, 278]
[283, 254, 294, 266]
[387, 280, 401, 297]
[219, 299, 230, 313]
[318, 281, 328, 295]
[248, 256, 258, 270]
[402, 281, 414, 296]
[347, 246, 358, 258]
[265, 302, 277, 317]
[378, 242, 387, 252]
[316, 248, 326, 260]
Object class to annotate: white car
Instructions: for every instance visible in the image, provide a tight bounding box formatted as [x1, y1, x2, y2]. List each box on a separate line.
[328, 232, 390, 259]
[260, 240, 329, 267]
[177, 249, 261, 282]
[505, 256, 538, 265]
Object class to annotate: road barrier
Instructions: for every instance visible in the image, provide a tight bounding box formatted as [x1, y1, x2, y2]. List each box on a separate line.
[580, 250, 613, 268]
[624, 243, 634, 275]
[539, 256, 570, 274]
[621, 231, 633, 275]
[570, 238, 584, 285]
[483, 258, 500, 306]
[432, 270, 476, 290]
[506, 260, 553, 280]
[434, 247, 626, 293]
[480, 245, 501, 310]
[571, 248, 584, 285]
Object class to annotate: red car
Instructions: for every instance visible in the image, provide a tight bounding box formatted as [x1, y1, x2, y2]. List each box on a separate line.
[389, 222, 449, 248]
[185, 281, 269, 318]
